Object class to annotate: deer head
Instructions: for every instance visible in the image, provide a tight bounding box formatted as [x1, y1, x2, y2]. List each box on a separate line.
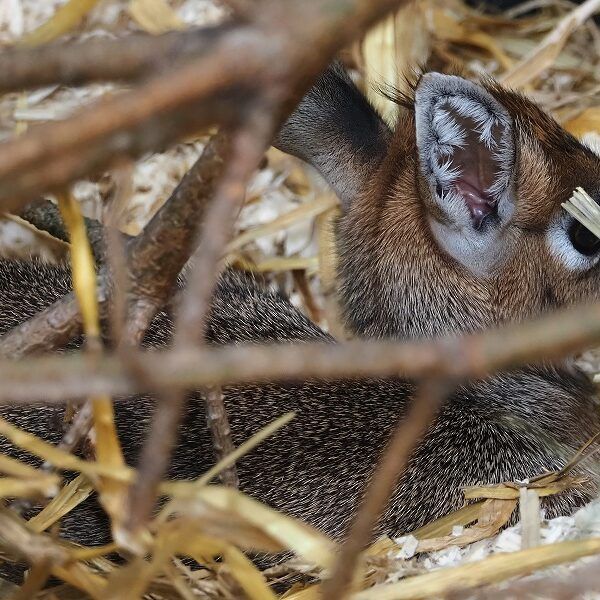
[275, 65, 600, 340]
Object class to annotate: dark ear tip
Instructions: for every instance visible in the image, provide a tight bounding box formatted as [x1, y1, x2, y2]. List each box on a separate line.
[416, 72, 469, 95]
[415, 74, 510, 125]
[420, 71, 443, 81]
[416, 73, 461, 107]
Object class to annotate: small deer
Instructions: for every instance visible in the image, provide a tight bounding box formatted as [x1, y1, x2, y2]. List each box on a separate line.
[0, 64, 600, 561]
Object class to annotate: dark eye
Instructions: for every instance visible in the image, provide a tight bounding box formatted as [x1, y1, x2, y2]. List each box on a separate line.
[568, 221, 600, 256]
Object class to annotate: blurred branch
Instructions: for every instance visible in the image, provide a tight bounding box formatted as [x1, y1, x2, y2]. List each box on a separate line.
[2, 297, 600, 403]
[175, 108, 275, 345]
[123, 388, 184, 544]
[0, 27, 226, 93]
[123, 108, 273, 536]
[204, 386, 239, 487]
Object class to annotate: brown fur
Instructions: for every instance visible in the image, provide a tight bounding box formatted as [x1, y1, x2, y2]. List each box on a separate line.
[337, 78, 600, 339]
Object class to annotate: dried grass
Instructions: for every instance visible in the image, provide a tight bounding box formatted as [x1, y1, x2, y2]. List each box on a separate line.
[0, 0, 599, 598]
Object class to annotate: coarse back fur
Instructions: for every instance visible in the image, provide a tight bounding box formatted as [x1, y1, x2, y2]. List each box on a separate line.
[0, 262, 596, 548]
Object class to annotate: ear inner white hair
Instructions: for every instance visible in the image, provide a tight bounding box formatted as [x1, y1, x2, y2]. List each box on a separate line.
[415, 73, 516, 276]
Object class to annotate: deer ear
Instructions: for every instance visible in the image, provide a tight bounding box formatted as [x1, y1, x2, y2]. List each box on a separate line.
[415, 73, 516, 274]
[274, 63, 391, 210]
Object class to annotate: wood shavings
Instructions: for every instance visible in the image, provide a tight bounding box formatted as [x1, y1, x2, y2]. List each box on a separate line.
[0, 0, 24, 40]
[355, 509, 600, 600]
[501, 0, 600, 88]
[0, 214, 69, 262]
[0, 0, 62, 45]
[176, 0, 227, 27]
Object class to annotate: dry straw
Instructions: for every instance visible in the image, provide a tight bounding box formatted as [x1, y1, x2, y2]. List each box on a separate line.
[563, 187, 600, 240]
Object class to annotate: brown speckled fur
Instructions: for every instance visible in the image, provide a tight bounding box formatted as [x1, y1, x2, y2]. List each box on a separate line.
[0, 66, 599, 579]
[0, 263, 596, 551]
[338, 80, 600, 339]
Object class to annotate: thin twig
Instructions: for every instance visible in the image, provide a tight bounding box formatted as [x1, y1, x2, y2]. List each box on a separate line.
[204, 386, 239, 487]
[125, 109, 274, 536]
[0, 291, 83, 359]
[322, 380, 449, 600]
[0, 27, 228, 94]
[123, 130, 231, 346]
[175, 107, 275, 345]
[123, 388, 186, 541]
[105, 224, 129, 350]
[292, 269, 323, 324]
[102, 162, 135, 348]
[55, 401, 94, 457]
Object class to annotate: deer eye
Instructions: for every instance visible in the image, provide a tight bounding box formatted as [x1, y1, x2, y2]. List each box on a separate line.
[568, 221, 600, 256]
